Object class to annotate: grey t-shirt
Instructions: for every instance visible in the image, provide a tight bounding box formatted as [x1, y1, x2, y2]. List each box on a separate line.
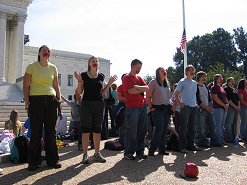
[198, 84, 209, 107]
[67, 101, 80, 122]
[148, 79, 171, 105]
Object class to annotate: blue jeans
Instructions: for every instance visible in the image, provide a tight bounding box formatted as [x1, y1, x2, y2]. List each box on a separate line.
[212, 108, 226, 144]
[178, 106, 197, 150]
[124, 105, 148, 156]
[149, 109, 169, 153]
[224, 106, 239, 142]
[240, 106, 247, 139]
[196, 108, 218, 145]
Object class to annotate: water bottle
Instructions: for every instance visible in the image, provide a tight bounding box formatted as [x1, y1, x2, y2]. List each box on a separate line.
[234, 136, 239, 148]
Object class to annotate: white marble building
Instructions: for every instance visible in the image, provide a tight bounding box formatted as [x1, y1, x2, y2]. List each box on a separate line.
[0, 0, 111, 100]
[0, 0, 32, 83]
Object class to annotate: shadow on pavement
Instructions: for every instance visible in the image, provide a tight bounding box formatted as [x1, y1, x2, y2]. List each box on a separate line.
[165, 143, 246, 179]
[79, 155, 164, 184]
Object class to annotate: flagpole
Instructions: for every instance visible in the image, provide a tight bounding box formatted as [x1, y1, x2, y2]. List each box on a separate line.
[182, 0, 187, 77]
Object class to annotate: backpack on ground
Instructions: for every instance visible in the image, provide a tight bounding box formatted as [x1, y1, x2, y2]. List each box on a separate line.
[10, 136, 29, 163]
[69, 127, 80, 141]
[104, 139, 124, 151]
[166, 130, 178, 151]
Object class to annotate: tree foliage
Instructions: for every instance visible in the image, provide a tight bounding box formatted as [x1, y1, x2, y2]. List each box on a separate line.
[233, 26, 247, 77]
[173, 28, 240, 73]
[206, 63, 244, 87]
[143, 73, 155, 84]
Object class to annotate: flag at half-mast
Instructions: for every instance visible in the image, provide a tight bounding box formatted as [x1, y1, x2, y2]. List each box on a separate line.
[180, 29, 187, 53]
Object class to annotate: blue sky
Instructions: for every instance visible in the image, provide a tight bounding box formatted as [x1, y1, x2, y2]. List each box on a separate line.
[24, 0, 247, 84]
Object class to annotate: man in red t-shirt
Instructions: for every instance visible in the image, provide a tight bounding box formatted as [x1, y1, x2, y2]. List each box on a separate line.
[122, 59, 149, 160]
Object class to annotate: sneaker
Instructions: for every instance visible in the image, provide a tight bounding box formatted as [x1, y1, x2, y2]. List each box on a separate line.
[211, 143, 222, 147]
[187, 146, 202, 151]
[53, 161, 62, 169]
[82, 154, 89, 164]
[94, 152, 106, 163]
[136, 153, 148, 159]
[28, 165, 39, 171]
[47, 161, 62, 169]
[178, 149, 188, 153]
[198, 143, 210, 148]
[148, 152, 155, 156]
[159, 151, 169, 155]
[78, 144, 83, 151]
[124, 154, 135, 160]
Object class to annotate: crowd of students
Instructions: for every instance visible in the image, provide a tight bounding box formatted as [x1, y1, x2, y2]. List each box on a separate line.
[2, 44, 247, 172]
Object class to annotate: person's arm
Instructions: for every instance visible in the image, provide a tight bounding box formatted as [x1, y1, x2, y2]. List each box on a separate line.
[239, 94, 247, 107]
[74, 71, 84, 95]
[228, 100, 238, 110]
[116, 92, 125, 101]
[101, 75, 117, 96]
[4, 121, 9, 129]
[133, 85, 149, 92]
[53, 76, 61, 100]
[168, 125, 179, 137]
[128, 87, 142, 94]
[21, 125, 26, 132]
[61, 95, 68, 104]
[146, 91, 156, 112]
[175, 90, 185, 108]
[23, 73, 31, 110]
[212, 94, 228, 111]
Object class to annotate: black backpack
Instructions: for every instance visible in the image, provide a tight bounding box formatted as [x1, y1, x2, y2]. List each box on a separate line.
[11, 136, 29, 163]
[166, 131, 178, 151]
[104, 139, 124, 151]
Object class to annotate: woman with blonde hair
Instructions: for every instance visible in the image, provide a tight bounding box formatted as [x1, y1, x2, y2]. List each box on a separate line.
[5, 110, 22, 136]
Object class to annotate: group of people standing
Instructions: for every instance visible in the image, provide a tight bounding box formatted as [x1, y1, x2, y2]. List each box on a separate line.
[23, 44, 247, 171]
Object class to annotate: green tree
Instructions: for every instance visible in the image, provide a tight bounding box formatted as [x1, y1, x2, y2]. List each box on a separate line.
[206, 63, 244, 87]
[166, 66, 183, 87]
[233, 26, 247, 77]
[143, 73, 155, 84]
[174, 28, 239, 73]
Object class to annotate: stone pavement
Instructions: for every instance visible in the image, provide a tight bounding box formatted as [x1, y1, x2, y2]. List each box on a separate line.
[0, 140, 247, 185]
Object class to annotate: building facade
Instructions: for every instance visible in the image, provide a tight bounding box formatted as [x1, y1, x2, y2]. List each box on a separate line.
[0, 0, 32, 83]
[1, 0, 111, 100]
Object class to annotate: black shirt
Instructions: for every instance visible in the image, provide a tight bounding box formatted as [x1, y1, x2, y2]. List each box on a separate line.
[81, 72, 104, 101]
[224, 86, 240, 106]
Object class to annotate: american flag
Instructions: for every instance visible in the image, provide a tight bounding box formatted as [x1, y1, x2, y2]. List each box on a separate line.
[180, 29, 186, 53]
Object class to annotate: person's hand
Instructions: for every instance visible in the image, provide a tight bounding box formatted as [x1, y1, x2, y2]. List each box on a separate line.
[207, 107, 213, 112]
[74, 71, 82, 81]
[25, 100, 30, 111]
[224, 104, 229, 112]
[180, 103, 185, 108]
[108, 75, 118, 85]
[150, 107, 156, 112]
[236, 105, 241, 111]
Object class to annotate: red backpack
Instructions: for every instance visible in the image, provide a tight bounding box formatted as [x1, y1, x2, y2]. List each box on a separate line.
[184, 162, 199, 178]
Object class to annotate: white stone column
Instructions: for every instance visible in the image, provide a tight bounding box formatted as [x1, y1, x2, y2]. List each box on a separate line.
[15, 14, 26, 80]
[0, 12, 7, 82]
